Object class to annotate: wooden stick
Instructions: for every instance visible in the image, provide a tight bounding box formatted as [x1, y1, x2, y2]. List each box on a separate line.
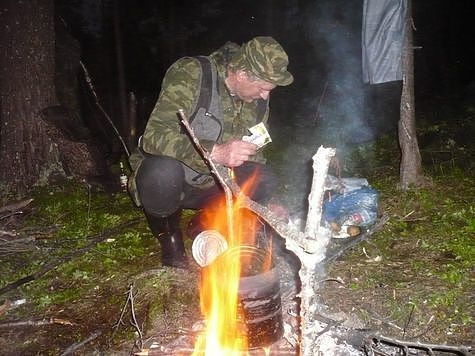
[176, 110, 313, 253]
[79, 60, 130, 156]
[60, 331, 102, 356]
[305, 147, 335, 239]
[0, 317, 75, 328]
[366, 334, 473, 356]
[177, 110, 236, 240]
[213, 164, 310, 250]
[0, 198, 34, 214]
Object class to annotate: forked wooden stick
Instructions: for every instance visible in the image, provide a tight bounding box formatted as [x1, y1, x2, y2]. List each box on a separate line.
[177, 110, 336, 355]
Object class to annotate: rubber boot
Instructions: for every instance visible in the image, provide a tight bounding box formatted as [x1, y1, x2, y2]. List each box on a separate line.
[145, 210, 188, 268]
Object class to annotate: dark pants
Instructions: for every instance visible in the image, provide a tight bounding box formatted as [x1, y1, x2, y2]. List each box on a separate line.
[135, 155, 276, 217]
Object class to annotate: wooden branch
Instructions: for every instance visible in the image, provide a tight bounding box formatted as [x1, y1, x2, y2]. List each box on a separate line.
[177, 110, 235, 240]
[305, 147, 335, 239]
[0, 317, 74, 328]
[79, 60, 130, 157]
[60, 331, 102, 356]
[213, 164, 313, 252]
[0, 218, 142, 296]
[178, 110, 305, 242]
[366, 334, 473, 356]
[177, 110, 324, 257]
[0, 236, 37, 255]
[0, 198, 34, 214]
[297, 147, 335, 356]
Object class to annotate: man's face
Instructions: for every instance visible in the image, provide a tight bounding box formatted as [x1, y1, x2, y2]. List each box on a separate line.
[234, 71, 276, 103]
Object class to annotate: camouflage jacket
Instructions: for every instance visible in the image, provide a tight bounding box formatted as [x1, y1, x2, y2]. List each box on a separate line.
[128, 46, 270, 206]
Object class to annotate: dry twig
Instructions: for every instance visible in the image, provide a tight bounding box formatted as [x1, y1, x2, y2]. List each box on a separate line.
[178, 110, 235, 239]
[0, 317, 75, 328]
[60, 331, 102, 356]
[79, 60, 130, 156]
[113, 283, 145, 351]
[365, 334, 473, 356]
[0, 198, 34, 214]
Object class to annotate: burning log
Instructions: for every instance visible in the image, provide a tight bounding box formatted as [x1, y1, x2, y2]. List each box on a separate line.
[178, 110, 336, 355]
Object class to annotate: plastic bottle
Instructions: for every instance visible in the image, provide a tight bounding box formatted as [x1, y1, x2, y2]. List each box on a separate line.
[119, 161, 128, 192]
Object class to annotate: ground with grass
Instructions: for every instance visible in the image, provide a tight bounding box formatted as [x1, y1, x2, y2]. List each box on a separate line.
[321, 172, 474, 346]
[0, 109, 473, 355]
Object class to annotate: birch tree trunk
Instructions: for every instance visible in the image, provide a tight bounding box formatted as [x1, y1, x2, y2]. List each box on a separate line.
[398, 0, 426, 189]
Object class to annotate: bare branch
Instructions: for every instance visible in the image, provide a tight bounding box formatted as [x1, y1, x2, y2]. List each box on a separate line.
[175, 112, 312, 253]
[0, 318, 75, 328]
[365, 334, 473, 356]
[79, 61, 130, 156]
[0, 198, 34, 214]
[60, 331, 102, 356]
[177, 110, 235, 239]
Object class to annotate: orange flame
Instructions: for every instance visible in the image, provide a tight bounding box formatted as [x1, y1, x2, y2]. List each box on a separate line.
[192, 171, 263, 355]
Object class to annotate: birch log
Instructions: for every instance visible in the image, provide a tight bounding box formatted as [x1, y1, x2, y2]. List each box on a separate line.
[299, 146, 335, 356]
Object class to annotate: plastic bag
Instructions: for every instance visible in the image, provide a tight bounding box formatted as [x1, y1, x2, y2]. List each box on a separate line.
[322, 185, 379, 237]
[325, 175, 370, 194]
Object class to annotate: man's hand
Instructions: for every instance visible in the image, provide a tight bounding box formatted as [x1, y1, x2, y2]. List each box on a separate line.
[210, 139, 258, 167]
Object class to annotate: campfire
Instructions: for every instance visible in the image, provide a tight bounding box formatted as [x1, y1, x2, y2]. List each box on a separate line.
[174, 111, 341, 355]
[192, 174, 283, 354]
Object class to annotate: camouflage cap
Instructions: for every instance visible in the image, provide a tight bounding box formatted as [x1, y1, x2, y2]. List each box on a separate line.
[230, 36, 294, 86]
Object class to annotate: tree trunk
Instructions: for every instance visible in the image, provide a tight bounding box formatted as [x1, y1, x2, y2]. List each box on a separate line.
[113, 0, 129, 141]
[398, 0, 426, 189]
[0, 0, 61, 197]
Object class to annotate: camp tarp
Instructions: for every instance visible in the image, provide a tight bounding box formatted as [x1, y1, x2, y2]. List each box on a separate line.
[362, 0, 407, 84]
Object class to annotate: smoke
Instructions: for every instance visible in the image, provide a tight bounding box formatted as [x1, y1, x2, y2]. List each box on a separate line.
[271, 1, 370, 215]
[302, 0, 372, 147]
